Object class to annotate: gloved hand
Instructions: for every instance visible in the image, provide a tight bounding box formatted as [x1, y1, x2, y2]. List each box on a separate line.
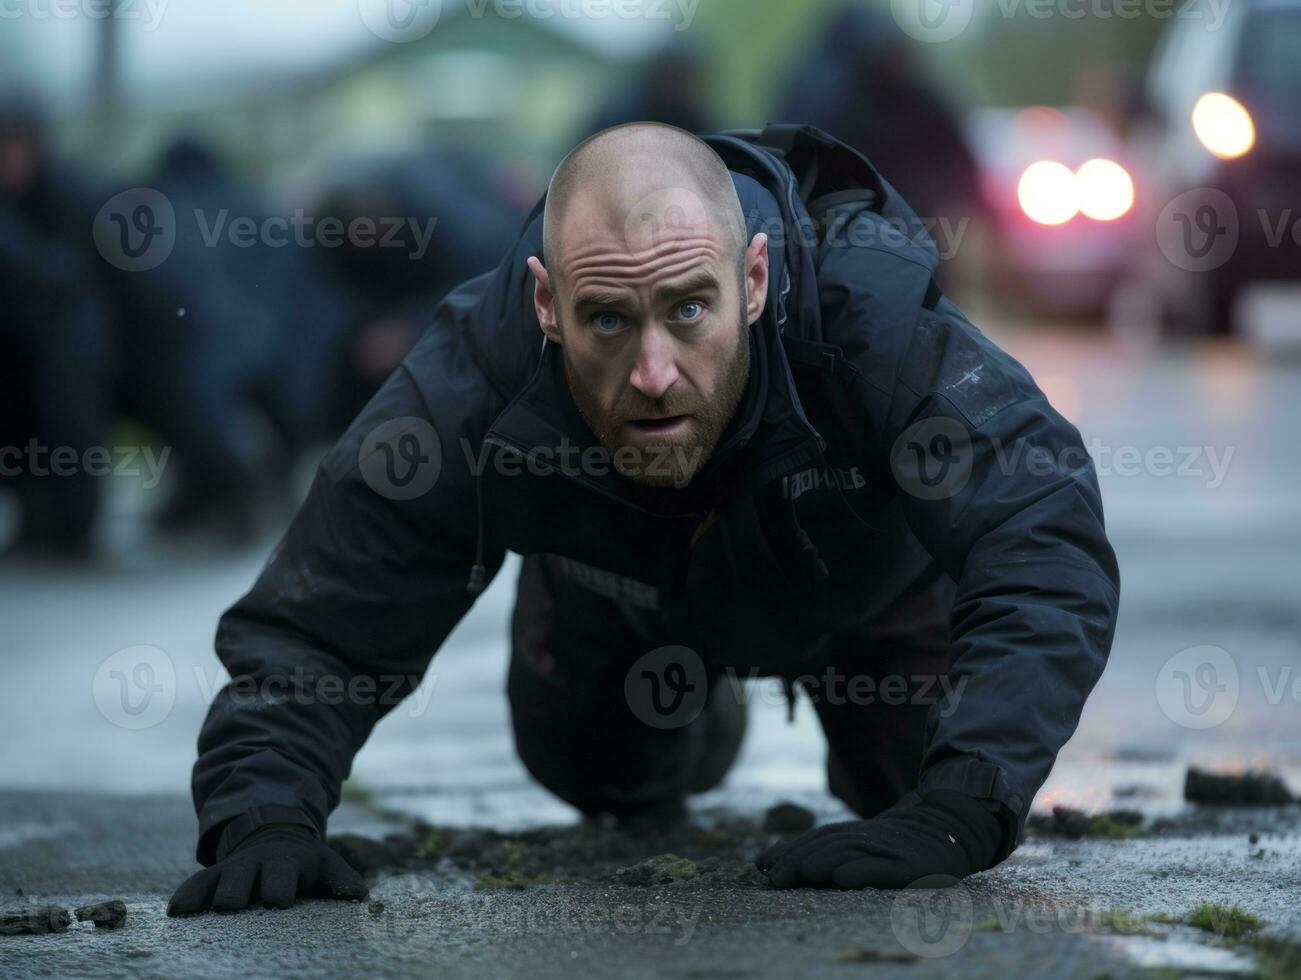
[168, 823, 367, 915]
[755, 790, 1004, 889]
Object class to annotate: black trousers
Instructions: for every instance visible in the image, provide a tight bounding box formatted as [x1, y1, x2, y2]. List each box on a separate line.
[507, 553, 953, 821]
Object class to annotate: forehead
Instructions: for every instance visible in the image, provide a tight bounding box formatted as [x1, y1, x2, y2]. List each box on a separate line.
[553, 185, 730, 283]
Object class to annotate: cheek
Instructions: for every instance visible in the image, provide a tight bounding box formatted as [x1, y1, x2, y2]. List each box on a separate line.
[569, 345, 626, 405]
[682, 324, 735, 392]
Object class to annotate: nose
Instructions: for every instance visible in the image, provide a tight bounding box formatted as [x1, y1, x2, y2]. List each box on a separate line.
[628, 324, 680, 400]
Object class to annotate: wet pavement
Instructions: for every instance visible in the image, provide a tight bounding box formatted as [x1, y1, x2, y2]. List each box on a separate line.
[2, 329, 1299, 978]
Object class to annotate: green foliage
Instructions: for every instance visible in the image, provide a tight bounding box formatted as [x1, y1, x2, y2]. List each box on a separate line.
[340, 779, 371, 804]
[1093, 909, 1158, 936]
[417, 830, 446, 860]
[1186, 903, 1263, 940]
[1085, 815, 1146, 839]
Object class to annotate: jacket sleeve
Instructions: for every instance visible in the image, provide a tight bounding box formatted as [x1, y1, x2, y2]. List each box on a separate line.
[189, 269, 515, 865]
[828, 252, 1120, 856]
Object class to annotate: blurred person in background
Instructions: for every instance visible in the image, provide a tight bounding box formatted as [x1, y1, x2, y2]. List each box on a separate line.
[109, 136, 293, 543]
[0, 91, 115, 559]
[777, 4, 982, 285]
[311, 147, 524, 432]
[581, 39, 713, 137]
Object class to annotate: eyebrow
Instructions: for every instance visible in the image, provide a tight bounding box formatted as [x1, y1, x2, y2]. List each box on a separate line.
[652, 269, 722, 307]
[572, 289, 634, 317]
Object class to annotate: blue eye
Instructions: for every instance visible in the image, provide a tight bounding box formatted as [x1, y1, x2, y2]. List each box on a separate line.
[593, 313, 622, 333]
[676, 301, 704, 321]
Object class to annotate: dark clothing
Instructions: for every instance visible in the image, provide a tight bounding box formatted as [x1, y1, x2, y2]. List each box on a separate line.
[508, 551, 949, 822]
[111, 150, 296, 512]
[0, 166, 115, 550]
[190, 128, 1119, 865]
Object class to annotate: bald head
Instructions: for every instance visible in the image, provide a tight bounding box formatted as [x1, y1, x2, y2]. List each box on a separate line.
[542, 123, 746, 283]
[523, 123, 770, 488]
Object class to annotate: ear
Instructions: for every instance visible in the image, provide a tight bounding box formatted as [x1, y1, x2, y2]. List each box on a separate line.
[527, 256, 562, 344]
[743, 233, 769, 328]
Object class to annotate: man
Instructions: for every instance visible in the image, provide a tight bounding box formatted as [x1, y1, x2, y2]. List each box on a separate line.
[170, 123, 1119, 914]
[0, 92, 114, 558]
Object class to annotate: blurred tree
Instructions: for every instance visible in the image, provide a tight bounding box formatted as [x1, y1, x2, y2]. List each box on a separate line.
[691, 0, 1167, 126]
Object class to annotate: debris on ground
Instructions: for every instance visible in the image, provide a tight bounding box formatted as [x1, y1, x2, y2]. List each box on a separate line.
[1185, 768, 1295, 806]
[329, 810, 781, 892]
[416, 830, 446, 860]
[1, 905, 71, 936]
[611, 854, 699, 887]
[74, 900, 126, 930]
[1025, 806, 1145, 839]
[762, 802, 815, 835]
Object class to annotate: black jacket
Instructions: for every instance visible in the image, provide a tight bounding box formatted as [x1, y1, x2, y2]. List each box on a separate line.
[191, 128, 1119, 863]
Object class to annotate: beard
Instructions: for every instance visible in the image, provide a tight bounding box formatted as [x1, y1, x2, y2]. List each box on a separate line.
[563, 313, 751, 488]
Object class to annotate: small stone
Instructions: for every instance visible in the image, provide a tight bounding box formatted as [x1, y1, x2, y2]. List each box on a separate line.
[1, 905, 71, 935]
[1052, 807, 1093, 839]
[1249, 833, 1260, 845]
[1185, 768, 1295, 805]
[763, 803, 816, 835]
[74, 900, 126, 930]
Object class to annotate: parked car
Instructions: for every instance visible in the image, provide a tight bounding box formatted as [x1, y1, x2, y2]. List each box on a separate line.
[966, 105, 1139, 318]
[1127, 0, 1301, 337]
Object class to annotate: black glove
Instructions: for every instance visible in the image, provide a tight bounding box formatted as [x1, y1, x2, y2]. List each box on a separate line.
[755, 790, 1004, 889]
[168, 823, 368, 915]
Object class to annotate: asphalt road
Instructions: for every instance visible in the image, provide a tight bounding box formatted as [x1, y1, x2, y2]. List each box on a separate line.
[2, 328, 1299, 978]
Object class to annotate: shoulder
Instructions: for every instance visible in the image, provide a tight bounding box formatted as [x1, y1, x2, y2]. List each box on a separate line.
[816, 218, 1035, 429]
